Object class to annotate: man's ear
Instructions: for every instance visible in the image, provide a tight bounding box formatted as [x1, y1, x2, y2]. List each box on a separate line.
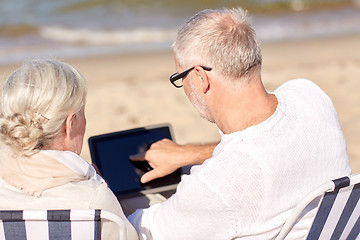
[64, 112, 76, 139]
[194, 66, 210, 93]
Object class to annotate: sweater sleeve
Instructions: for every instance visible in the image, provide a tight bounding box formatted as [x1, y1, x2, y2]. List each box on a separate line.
[128, 171, 235, 240]
[89, 181, 139, 240]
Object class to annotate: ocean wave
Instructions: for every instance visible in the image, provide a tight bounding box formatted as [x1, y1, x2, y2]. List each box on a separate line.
[39, 26, 177, 45]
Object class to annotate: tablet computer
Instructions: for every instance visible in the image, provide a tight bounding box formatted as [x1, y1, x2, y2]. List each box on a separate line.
[88, 123, 182, 198]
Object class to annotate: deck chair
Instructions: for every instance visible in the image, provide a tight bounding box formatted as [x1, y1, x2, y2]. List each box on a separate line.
[0, 209, 127, 240]
[276, 173, 360, 240]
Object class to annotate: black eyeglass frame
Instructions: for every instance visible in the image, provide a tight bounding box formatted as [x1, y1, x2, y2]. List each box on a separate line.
[169, 66, 212, 88]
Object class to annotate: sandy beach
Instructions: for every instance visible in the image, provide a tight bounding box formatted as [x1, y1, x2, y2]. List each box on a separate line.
[0, 33, 359, 172]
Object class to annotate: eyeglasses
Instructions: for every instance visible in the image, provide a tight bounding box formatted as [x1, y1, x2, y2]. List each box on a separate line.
[169, 66, 212, 88]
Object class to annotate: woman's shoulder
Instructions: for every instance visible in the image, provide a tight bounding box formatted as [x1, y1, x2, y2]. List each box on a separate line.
[69, 179, 124, 213]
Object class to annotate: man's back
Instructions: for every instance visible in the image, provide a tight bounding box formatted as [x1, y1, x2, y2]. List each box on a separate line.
[129, 79, 351, 239]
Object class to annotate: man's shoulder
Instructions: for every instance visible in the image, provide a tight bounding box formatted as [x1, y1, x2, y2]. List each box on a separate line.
[276, 78, 320, 92]
[275, 78, 332, 106]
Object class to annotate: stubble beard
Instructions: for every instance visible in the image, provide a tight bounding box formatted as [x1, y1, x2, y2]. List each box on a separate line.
[188, 79, 215, 123]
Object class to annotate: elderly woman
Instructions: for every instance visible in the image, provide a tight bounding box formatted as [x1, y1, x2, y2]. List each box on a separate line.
[0, 59, 138, 240]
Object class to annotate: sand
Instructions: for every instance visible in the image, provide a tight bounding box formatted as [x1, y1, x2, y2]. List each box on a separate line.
[0, 33, 359, 172]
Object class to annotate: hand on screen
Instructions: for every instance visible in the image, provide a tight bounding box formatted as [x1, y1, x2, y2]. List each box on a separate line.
[129, 138, 184, 183]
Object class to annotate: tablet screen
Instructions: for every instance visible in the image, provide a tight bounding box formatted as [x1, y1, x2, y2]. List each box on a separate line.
[88, 124, 181, 195]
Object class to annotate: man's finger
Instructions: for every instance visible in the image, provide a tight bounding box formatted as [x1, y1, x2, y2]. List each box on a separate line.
[141, 169, 162, 184]
[129, 152, 146, 161]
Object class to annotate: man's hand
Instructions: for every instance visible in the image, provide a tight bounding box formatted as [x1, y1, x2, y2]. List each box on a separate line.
[130, 139, 184, 183]
[129, 139, 218, 183]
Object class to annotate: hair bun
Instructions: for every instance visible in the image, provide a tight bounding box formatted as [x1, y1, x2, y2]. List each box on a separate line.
[0, 113, 45, 155]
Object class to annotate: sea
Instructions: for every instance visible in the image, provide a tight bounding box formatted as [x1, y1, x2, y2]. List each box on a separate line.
[0, 0, 359, 65]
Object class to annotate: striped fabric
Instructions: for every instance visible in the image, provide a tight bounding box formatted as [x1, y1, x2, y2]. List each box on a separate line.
[307, 176, 360, 240]
[0, 209, 101, 240]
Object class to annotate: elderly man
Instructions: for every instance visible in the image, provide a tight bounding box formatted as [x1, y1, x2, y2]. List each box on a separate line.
[128, 8, 350, 239]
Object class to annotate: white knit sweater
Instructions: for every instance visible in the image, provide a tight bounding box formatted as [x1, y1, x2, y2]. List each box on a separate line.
[129, 79, 351, 240]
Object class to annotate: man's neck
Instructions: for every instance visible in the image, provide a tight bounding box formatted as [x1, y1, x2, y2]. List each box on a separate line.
[211, 79, 278, 134]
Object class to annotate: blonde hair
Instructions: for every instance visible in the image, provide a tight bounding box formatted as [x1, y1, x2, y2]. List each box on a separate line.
[173, 8, 262, 82]
[0, 59, 87, 156]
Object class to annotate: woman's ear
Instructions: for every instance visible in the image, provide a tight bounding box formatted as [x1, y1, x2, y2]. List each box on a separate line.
[64, 112, 76, 139]
[194, 66, 210, 93]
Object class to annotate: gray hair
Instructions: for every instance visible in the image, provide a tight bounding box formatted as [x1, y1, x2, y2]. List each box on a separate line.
[0, 59, 87, 156]
[173, 8, 262, 82]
